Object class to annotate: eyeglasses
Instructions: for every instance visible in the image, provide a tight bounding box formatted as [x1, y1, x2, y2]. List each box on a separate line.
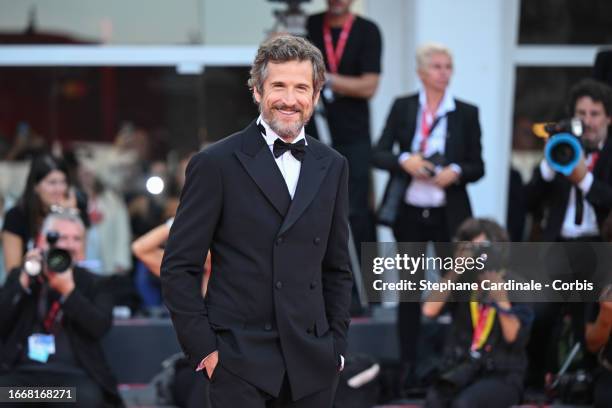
[49, 205, 80, 216]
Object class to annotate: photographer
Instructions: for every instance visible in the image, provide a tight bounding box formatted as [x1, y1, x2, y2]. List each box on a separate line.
[0, 211, 122, 407]
[373, 42, 484, 392]
[422, 218, 533, 408]
[585, 286, 612, 408]
[526, 78, 612, 390]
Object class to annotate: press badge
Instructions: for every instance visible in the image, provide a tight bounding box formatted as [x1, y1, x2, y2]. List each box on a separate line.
[28, 334, 56, 363]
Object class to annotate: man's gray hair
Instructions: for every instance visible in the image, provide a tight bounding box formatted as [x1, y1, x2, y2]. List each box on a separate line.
[416, 42, 453, 71]
[41, 211, 85, 238]
[248, 35, 326, 99]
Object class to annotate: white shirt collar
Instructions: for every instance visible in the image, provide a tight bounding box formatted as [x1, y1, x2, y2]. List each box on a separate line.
[418, 88, 456, 117]
[257, 115, 307, 147]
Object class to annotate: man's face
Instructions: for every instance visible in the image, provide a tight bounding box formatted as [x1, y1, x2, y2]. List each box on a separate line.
[254, 60, 319, 141]
[574, 96, 611, 148]
[41, 219, 86, 262]
[327, 0, 353, 16]
[418, 52, 453, 94]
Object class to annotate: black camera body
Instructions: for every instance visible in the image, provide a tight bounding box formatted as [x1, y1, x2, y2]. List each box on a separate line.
[23, 231, 73, 276]
[534, 118, 584, 176]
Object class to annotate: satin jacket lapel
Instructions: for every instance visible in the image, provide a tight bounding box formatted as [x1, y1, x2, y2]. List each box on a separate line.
[593, 136, 612, 179]
[235, 122, 291, 217]
[279, 137, 332, 236]
[404, 96, 419, 150]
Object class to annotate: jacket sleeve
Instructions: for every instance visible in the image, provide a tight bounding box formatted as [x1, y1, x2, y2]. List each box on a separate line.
[61, 273, 114, 339]
[0, 268, 29, 336]
[525, 163, 555, 214]
[321, 157, 353, 358]
[586, 177, 612, 209]
[456, 105, 484, 184]
[373, 99, 403, 172]
[161, 151, 222, 369]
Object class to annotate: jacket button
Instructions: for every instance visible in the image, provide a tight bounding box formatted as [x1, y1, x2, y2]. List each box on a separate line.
[276, 237, 283, 246]
[306, 327, 313, 334]
[275, 281, 283, 289]
[264, 323, 272, 331]
[310, 281, 317, 289]
[313, 237, 321, 245]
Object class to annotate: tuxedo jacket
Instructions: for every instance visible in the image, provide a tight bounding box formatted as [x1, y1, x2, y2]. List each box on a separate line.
[0, 267, 122, 407]
[160, 121, 353, 400]
[526, 132, 612, 241]
[373, 93, 485, 236]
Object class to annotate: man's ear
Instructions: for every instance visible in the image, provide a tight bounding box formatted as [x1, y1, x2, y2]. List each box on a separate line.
[313, 90, 320, 107]
[253, 87, 262, 104]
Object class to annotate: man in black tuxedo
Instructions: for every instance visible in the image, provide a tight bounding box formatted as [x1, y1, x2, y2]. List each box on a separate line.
[525, 78, 612, 389]
[373, 42, 484, 393]
[161, 35, 352, 408]
[0, 212, 122, 407]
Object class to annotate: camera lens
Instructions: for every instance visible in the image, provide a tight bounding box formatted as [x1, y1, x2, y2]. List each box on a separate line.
[46, 248, 72, 273]
[550, 143, 575, 165]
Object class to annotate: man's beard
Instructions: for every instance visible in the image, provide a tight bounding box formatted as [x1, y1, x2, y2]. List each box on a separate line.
[262, 105, 311, 140]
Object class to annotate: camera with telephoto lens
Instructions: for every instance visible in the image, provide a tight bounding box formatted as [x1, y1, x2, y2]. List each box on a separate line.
[472, 242, 505, 272]
[23, 231, 73, 276]
[532, 118, 584, 176]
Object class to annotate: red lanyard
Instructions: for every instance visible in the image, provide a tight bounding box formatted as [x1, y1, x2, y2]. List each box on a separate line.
[323, 14, 355, 74]
[470, 303, 495, 352]
[43, 301, 61, 332]
[419, 108, 434, 152]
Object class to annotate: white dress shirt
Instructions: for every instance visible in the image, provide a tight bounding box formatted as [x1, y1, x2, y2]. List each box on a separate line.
[539, 155, 599, 238]
[257, 116, 306, 199]
[400, 89, 457, 208]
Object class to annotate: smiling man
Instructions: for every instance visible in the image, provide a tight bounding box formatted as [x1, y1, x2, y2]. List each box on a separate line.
[161, 35, 353, 408]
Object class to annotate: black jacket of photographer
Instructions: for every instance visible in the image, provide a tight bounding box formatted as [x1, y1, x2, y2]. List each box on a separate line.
[373, 94, 484, 234]
[440, 301, 533, 391]
[527, 130, 612, 241]
[0, 266, 122, 407]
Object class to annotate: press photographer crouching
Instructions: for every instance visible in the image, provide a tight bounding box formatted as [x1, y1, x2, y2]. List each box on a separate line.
[0, 211, 122, 407]
[422, 218, 533, 408]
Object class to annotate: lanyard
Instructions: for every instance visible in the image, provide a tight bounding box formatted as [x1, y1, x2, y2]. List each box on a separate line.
[323, 14, 355, 74]
[469, 301, 496, 352]
[419, 108, 445, 153]
[43, 301, 62, 333]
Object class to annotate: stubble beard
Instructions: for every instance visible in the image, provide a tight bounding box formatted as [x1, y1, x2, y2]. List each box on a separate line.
[262, 106, 311, 141]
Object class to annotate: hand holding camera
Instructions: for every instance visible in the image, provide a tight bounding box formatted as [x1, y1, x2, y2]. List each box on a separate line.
[433, 166, 460, 188]
[400, 154, 435, 180]
[566, 152, 588, 184]
[21, 231, 76, 296]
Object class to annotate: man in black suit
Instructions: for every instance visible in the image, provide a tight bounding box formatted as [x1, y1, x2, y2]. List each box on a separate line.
[0, 212, 122, 407]
[161, 35, 352, 408]
[525, 78, 612, 389]
[373, 42, 484, 393]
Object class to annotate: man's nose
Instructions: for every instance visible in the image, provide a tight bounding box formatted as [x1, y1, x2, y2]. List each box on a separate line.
[282, 89, 298, 105]
[583, 115, 595, 129]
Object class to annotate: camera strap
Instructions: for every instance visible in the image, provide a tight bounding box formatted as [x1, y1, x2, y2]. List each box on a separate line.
[470, 301, 496, 352]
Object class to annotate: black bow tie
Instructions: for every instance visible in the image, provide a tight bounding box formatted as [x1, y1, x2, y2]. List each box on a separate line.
[273, 138, 306, 161]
